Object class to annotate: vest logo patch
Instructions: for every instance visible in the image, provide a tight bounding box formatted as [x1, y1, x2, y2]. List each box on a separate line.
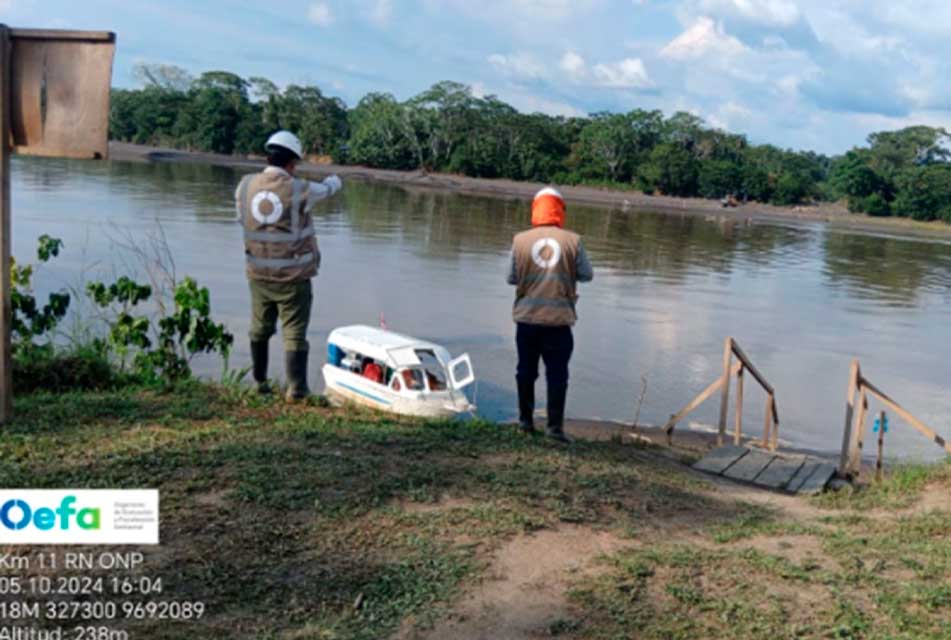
[531, 238, 561, 269]
[251, 191, 284, 225]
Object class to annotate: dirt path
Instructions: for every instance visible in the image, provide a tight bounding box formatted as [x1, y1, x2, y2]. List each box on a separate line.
[399, 467, 846, 640]
[408, 525, 629, 640]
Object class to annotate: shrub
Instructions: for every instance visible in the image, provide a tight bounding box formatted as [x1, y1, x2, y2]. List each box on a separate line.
[862, 193, 892, 217]
[13, 342, 117, 393]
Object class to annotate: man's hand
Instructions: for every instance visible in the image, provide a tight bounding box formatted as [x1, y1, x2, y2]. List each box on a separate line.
[323, 175, 343, 193]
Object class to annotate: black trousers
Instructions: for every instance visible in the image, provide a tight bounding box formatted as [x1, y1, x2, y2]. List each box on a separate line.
[515, 323, 573, 427]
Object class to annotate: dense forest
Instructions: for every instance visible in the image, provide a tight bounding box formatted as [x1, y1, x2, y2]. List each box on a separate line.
[110, 64, 951, 222]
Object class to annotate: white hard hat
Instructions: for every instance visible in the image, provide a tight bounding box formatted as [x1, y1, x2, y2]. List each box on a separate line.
[265, 130, 303, 159]
[534, 187, 564, 202]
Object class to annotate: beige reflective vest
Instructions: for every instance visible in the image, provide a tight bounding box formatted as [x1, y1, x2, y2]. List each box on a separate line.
[511, 225, 581, 326]
[237, 168, 321, 283]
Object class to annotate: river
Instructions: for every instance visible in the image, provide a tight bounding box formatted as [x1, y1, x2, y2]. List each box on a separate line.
[12, 156, 951, 459]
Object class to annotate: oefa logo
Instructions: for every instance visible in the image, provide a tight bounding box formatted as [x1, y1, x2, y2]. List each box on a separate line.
[531, 238, 561, 269]
[251, 191, 284, 225]
[0, 496, 100, 531]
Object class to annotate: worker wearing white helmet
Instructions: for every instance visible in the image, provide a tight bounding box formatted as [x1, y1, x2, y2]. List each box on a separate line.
[234, 130, 343, 400]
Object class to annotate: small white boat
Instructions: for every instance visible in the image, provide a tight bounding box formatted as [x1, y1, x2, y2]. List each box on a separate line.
[322, 325, 476, 418]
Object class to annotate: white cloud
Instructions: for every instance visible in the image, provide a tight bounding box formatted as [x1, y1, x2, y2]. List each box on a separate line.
[426, 0, 599, 23]
[487, 52, 547, 79]
[366, 0, 393, 26]
[308, 2, 334, 27]
[696, 0, 800, 27]
[661, 17, 747, 60]
[554, 50, 653, 90]
[591, 58, 652, 89]
[559, 51, 586, 80]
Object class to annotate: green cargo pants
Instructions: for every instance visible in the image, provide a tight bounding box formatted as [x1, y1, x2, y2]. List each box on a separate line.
[248, 279, 313, 352]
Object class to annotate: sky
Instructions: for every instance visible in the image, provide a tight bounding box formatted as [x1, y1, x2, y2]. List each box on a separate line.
[6, 0, 951, 155]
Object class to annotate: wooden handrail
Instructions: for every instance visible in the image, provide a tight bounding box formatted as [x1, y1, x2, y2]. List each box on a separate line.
[730, 340, 774, 395]
[662, 361, 741, 435]
[662, 337, 779, 452]
[839, 360, 951, 477]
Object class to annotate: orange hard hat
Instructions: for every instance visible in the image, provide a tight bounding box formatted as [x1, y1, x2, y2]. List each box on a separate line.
[531, 187, 565, 228]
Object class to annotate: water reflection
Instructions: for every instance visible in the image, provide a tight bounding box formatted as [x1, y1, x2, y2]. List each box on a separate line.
[822, 230, 951, 307]
[11, 155, 951, 459]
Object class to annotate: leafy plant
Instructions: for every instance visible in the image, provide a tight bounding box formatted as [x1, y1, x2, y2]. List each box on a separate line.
[12, 235, 71, 355]
[87, 275, 233, 385]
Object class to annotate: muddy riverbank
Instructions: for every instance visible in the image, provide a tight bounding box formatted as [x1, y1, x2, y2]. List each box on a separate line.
[109, 141, 951, 241]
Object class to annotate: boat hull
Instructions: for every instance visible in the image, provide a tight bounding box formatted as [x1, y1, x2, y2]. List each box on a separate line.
[322, 365, 473, 419]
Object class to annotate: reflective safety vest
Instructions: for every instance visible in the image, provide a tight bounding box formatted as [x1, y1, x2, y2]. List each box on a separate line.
[237, 168, 321, 283]
[511, 225, 581, 326]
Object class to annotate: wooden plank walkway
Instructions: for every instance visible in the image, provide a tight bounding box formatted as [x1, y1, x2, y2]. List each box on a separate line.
[693, 446, 837, 495]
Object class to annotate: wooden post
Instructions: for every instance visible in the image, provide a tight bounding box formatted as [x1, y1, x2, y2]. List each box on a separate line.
[717, 337, 733, 446]
[0, 26, 11, 423]
[762, 393, 772, 449]
[733, 366, 744, 445]
[876, 410, 886, 482]
[769, 394, 779, 452]
[838, 359, 860, 476]
[849, 389, 869, 476]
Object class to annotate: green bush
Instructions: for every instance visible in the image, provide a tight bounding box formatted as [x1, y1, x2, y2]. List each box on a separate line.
[88, 275, 233, 385]
[13, 342, 117, 393]
[10, 235, 235, 394]
[862, 193, 892, 216]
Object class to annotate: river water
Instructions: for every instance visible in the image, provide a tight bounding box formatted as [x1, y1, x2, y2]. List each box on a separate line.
[12, 156, 951, 458]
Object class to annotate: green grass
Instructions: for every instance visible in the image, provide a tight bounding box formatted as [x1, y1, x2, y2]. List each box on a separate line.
[569, 467, 951, 640]
[5, 384, 732, 639]
[812, 460, 951, 511]
[8, 384, 951, 639]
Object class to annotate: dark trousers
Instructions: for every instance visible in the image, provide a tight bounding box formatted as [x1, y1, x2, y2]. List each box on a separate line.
[516, 323, 573, 428]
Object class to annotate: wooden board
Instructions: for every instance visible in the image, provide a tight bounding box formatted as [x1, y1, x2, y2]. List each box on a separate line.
[692, 444, 748, 475]
[10, 35, 115, 158]
[786, 461, 822, 493]
[754, 455, 806, 490]
[795, 463, 837, 495]
[694, 446, 838, 495]
[723, 448, 777, 483]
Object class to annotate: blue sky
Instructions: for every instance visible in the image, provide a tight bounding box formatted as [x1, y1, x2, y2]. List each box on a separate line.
[6, 0, 951, 155]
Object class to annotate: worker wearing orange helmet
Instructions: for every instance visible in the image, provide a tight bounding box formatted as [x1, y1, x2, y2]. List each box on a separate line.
[507, 187, 593, 442]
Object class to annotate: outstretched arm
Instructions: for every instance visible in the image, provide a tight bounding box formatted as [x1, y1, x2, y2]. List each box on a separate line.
[304, 175, 343, 211]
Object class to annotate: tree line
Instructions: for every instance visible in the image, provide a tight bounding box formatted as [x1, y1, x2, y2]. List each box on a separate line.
[110, 64, 951, 221]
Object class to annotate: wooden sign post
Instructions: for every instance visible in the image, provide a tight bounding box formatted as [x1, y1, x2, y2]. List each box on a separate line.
[0, 26, 116, 421]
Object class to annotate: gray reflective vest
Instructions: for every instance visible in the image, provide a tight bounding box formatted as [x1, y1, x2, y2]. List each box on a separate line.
[511, 226, 581, 326]
[237, 169, 321, 283]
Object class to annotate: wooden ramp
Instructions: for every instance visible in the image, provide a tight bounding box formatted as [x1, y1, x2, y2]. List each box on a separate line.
[693, 445, 837, 495]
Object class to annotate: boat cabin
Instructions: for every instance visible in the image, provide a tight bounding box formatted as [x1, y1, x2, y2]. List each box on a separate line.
[324, 326, 474, 411]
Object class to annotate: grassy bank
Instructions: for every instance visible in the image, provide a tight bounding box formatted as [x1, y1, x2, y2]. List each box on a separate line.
[4, 384, 951, 639]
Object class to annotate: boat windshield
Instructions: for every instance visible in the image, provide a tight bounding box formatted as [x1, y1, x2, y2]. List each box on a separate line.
[417, 350, 448, 391]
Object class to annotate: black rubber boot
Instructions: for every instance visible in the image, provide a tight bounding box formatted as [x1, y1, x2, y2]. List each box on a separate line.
[546, 384, 571, 443]
[250, 340, 271, 394]
[517, 380, 536, 433]
[284, 350, 310, 402]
